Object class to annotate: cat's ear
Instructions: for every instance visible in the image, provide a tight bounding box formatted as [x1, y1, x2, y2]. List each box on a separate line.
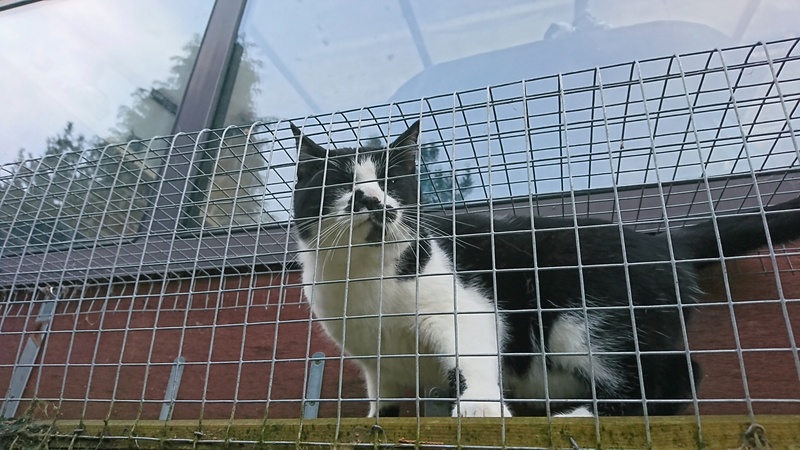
[291, 123, 327, 179]
[290, 123, 327, 161]
[388, 120, 420, 172]
[389, 120, 420, 150]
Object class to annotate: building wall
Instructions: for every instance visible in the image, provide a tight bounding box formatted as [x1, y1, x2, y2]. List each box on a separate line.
[0, 272, 367, 420]
[2, 246, 799, 420]
[689, 248, 800, 415]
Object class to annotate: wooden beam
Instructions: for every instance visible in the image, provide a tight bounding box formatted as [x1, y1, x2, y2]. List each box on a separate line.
[27, 416, 800, 449]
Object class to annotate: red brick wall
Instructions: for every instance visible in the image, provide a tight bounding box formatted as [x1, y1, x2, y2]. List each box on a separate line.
[689, 248, 800, 415]
[0, 272, 367, 420]
[1, 248, 799, 420]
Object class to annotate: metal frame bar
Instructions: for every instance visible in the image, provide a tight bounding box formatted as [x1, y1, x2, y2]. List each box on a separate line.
[152, 0, 248, 234]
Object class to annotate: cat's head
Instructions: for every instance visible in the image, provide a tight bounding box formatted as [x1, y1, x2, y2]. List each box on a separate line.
[291, 121, 420, 248]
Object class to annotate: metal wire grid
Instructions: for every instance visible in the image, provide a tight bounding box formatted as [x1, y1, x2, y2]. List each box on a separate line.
[0, 37, 799, 447]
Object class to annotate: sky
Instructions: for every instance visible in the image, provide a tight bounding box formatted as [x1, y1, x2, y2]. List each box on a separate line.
[0, 0, 213, 163]
[227, 0, 800, 127]
[1, 0, 799, 167]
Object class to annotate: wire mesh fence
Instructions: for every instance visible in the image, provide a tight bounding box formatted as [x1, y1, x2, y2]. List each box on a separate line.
[2, 38, 800, 448]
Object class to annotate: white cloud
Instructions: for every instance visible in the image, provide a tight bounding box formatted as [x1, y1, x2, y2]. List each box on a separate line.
[0, 0, 213, 163]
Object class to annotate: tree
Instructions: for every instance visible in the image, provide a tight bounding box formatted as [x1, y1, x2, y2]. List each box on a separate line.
[418, 142, 474, 206]
[2, 34, 274, 253]
[185, 39, 276, 228]
[110, 36, 201, 143]
[1, 122, 151, 253]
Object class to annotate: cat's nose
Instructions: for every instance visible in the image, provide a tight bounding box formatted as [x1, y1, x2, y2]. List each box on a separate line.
[352, 189, 382, 212]
[352, 189, 397, 226]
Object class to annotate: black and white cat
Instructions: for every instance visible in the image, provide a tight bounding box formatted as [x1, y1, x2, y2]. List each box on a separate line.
[291, 120, 800, 417]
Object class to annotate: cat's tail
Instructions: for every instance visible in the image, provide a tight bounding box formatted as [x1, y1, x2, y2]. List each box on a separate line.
[672, 195, 800, 266]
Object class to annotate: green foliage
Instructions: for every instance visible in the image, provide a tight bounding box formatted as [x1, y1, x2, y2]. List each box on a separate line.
[0, 406, 54, 449]
[1, 122, 154, 253]
[110, 35, 201, 142]
[419, 142, 474, 205]
[2, 33, 274, 245]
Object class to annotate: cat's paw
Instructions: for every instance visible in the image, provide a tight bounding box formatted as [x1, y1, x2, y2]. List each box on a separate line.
[367, 402, 401, 417]
[451, 401, 512, 417]
[553, 405, 594, 418]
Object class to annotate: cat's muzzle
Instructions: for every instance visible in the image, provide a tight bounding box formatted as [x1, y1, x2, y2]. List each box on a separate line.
[351, 190, 398, 229]
[349, 207, 398, 228]
[345, 208, 397, 244]
[366, 208, 397, 227]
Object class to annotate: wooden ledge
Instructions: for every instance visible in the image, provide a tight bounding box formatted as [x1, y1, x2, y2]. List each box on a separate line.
[19, 415, 800, 449]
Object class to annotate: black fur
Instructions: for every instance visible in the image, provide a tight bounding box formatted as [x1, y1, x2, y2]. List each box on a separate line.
[396, 237, 432, 278]
[291, 121, 800, 416]
[423, 198, 800, 415]
[378, 404, 400, 417]
[447, 368, 468, 395]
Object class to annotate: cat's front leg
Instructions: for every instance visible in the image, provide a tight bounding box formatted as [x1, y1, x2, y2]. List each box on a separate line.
[360, 361, 404, 417]
[445, 360, 512, 417]
[445, 366, 512, 417]
[417, 312, 511, 417]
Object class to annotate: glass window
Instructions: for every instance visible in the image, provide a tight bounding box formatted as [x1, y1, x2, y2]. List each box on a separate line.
[221, 0, 799, 122]
[201, 0, 800, 229]
[0, 0, 214, 255]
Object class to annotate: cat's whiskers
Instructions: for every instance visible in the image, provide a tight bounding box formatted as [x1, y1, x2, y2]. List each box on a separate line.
[311, 219, 347, 250]
[325, 220, 354, 248]
[304, 218, 350, 275]
[324, 156, 348, 173]
[294, 218, 331, 237]
[319, 231, 343, 271]
[390, 219, 425, 249]
[414, 215, 484, 252]
[389, 225, 433, 265]
[382, 224, 412, 252]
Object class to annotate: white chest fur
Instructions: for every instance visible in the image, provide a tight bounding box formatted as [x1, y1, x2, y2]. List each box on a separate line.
[299, 242, 493, 353]
[298, 238, 510, 416]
